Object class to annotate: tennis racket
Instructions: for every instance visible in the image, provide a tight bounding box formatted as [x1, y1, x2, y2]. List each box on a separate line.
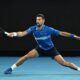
[0, 27, 9, 35]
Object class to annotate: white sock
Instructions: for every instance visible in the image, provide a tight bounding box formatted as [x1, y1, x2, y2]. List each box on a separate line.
[77, 67, 80, 71]
[11, 64, 17, 70]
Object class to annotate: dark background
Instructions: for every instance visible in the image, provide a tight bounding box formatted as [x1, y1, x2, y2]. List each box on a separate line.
[0, 0, 80, 56]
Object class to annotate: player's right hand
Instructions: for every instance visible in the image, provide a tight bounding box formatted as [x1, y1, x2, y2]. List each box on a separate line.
[4, 32, 14, 37]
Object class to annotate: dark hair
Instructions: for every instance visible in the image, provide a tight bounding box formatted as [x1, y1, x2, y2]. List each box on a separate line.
[36, 14, 45, 19]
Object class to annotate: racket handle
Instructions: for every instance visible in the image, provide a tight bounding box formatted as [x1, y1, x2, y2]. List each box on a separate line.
[4, 32, 10, 36]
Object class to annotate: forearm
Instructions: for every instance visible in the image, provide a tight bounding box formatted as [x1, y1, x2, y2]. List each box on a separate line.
[5, 31, 27, 37]
[16, 31, 28, 37]
[60, 31, 78, 39]
[16, 32, 26, 37]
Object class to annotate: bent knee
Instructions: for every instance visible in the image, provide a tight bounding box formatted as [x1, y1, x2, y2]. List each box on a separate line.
[59, 61, 70, 67]
[22, 53, 38, 59]
[58, 61, 67, 66]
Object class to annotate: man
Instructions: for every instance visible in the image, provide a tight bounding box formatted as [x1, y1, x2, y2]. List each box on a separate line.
[4, 14, 80, 74]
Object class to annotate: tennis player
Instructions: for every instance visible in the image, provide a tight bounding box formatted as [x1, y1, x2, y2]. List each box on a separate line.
[4, 14, 80, 74]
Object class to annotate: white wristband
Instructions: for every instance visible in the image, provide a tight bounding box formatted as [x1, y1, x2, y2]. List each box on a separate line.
[12, 32, 17, 36]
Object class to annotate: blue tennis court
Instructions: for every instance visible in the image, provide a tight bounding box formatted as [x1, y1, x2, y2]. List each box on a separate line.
[0, 57, 80, 80]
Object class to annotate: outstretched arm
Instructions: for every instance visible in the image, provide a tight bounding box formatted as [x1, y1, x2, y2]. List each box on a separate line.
[59, 31, 80, 40]
[5, 26, 34, 37]
[5, 31, 28, 37]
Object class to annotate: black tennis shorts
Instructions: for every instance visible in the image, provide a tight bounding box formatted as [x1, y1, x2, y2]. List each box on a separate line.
[35, 46, 60, 59]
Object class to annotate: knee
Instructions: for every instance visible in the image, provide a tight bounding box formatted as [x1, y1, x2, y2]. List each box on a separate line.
[59, 61, 68, 66]
[22, 53, 34, 60]
[60, 61, 70, 67]
[20, 55, 29, 61]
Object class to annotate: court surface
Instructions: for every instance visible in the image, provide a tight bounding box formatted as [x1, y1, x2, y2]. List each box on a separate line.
[0, 57, 80, 80]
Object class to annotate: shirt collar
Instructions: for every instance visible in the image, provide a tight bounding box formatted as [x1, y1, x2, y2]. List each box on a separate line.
[36, 25, 45, 30]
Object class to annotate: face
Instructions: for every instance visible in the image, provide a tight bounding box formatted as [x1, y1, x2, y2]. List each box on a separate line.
[36, 17, 45, 27]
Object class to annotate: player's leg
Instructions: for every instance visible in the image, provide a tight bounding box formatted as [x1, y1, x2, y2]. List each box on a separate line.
[4, 49, 39, 74]
[15, 49, 39, 66]
[54, 54, 80, 71]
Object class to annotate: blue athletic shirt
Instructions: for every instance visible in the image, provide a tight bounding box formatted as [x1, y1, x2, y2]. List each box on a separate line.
[25, 25, 60, 50]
